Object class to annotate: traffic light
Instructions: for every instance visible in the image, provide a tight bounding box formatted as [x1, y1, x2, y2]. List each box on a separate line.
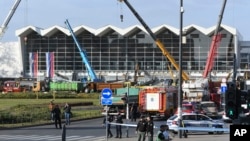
[121, 93, 128, 104]
[225, 83, 238, 120]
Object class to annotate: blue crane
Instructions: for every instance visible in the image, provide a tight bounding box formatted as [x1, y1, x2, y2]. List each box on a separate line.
[64, 19, 101, 82]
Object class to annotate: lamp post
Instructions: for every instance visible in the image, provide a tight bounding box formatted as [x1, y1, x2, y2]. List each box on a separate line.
[178, 0, 184, 138]
[126, 84, 129, 138]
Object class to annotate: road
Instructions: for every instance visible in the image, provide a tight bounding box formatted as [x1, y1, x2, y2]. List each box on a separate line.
[0, 118, 230, 141]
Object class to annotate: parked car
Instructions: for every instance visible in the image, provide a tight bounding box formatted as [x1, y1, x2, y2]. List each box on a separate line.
[166, 113, 224, 134]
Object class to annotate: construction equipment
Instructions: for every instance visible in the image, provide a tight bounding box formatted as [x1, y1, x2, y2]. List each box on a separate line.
[64, 19, 124, 92]
[203, 0, 227, 78]
[119, 0, 189, 81]
[0, 0, 21, 39]
[65, 19, 101, 83]
[138, 86, 178, 119]
[183, 0, 227, 103]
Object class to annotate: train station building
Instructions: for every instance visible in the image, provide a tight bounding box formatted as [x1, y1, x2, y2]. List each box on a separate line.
[15, 24, 249, 82]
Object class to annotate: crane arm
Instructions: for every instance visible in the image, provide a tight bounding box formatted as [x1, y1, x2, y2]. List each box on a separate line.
[203, 0, 227, 78]
[64, 19, 100, 82]
[0, 0, 21, 38]
[119, 0, 189, 80]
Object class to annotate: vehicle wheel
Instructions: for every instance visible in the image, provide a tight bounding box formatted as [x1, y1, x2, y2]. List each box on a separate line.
[216, 126, 224, 134]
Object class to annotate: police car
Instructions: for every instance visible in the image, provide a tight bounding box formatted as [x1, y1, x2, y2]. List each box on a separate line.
[166, 113, 224, 134]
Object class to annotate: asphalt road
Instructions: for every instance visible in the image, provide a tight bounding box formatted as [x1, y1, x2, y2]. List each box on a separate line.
[0, 118, 230, 141]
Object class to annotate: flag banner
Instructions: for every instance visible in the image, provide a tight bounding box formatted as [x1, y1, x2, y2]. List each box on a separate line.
[29, 52, 38, 77]
[46, 52, 54, 78]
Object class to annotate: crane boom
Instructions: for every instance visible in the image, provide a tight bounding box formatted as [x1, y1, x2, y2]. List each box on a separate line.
[64, 19, 100, 82]
[119, 0, 189, 81]
[0, 0, 21, 39]
[203, 0, 227, 78]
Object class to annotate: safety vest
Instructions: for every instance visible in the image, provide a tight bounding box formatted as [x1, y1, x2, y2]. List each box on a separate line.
[156, 131, 163, 141]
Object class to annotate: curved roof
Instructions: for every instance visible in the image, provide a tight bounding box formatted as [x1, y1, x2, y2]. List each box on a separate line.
[16, 24, 239, 38]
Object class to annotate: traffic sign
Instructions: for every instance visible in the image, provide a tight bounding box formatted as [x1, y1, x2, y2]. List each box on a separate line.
[101, 88, 112, 99]
[221, 83, 227, 94]
[101, 88, 112, 105]
[101, 97, 112, 105]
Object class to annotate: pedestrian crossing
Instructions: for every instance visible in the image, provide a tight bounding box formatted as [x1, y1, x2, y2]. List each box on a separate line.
[0, 135, 106, 141]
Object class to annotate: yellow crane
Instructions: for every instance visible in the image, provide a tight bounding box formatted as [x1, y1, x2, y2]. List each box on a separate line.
[118, 0, 189, 81]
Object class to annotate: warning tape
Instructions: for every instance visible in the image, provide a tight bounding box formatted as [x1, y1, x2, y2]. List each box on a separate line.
[108, 122, 229, 132]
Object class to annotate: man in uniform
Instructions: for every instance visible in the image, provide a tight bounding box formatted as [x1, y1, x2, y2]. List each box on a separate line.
[115, 112, 123, 138]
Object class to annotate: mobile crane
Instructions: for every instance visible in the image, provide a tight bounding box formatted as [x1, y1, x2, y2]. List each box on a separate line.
[183, 0, 227, 104]
[0, 0, 21, 39]
[203, 0, 227, 78]
[64, 19, 102, 92]
[64, 19, 124, 92]
[118, 0, 189, 81]
[65, 19, 100, 83]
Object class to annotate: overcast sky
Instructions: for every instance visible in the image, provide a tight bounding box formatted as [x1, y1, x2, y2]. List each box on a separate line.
[0, 0, 249, 42]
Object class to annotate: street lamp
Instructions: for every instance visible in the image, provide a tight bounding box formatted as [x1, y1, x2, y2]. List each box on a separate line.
[178, 0, 184, 138]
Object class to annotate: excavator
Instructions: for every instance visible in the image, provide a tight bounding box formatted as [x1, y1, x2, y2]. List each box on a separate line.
[0, 0, 21, 39]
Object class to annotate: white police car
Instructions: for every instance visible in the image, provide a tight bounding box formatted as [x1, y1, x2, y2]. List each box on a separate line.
[166, 113, 224, 134]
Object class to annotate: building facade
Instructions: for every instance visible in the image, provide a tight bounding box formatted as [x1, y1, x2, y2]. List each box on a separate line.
[16, 24, 242, 81]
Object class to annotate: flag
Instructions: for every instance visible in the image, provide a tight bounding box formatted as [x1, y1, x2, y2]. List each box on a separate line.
[29, 52, 38, 77]
[46, 52, 54, 78]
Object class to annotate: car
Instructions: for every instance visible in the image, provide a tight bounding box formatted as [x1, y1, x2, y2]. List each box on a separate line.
[166, 113, 224, 135]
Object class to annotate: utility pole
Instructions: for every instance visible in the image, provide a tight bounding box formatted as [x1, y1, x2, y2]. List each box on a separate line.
[178, 0, 184, 138]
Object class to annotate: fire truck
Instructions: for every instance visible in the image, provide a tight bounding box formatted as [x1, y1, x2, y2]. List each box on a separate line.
[138, 86, 178, 119]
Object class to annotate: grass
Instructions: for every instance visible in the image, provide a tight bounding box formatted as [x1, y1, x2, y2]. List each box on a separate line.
[0, 98, 100, 110]
[0, 97, 104, 128]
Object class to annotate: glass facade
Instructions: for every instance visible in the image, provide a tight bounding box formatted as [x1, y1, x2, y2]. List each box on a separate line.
[21, 26, 236, 77]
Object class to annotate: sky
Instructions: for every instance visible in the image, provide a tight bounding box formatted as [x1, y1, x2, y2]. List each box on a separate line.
[0, 0, 249, 42]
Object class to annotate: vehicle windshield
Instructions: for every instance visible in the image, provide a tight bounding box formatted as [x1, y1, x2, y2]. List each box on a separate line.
[201, 103, 215, 107]
[168, 115, 178, 120]
[182, 105, 193, 110]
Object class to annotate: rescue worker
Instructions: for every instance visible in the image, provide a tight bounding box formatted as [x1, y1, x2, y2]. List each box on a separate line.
[130, 102, 138, 122]
[156, 125, 166, 141]
[103, 113, 114, 138]
[48, 100, 55, 122]
[136, 116, 147, 141]
[115, 112, 123, 138]
[52, 104, 62, 129]
[146, 116, 154, 141]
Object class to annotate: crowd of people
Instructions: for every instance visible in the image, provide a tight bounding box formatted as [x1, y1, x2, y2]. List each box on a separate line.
[49, 101, 171, 141]
[103, 112, 171, 141]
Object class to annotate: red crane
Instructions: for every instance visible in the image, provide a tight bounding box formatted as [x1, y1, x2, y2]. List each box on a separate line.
[203, 0, 227, 78]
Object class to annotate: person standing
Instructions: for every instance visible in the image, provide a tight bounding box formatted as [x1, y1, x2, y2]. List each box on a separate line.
[115, 112, 123, 138]
[52, 104, 62, 129]
[146, 116, 154, 141]
[64, 103, 71, 125]
[163, 125, 170, 141]
[136, 116, 147, 141]
[130, 102, 138, 122]
[48, 100, 55, 122]
[103, 114, 114, 138]
[156, 125, 166, 141]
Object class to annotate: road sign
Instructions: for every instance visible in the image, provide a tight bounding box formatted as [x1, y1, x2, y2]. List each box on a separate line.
[101, 88, 112, 105]
[221, 83, 227, 94]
